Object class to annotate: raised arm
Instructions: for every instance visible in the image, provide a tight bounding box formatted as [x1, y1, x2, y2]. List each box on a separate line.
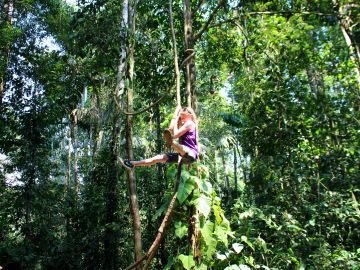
[169, 106, 182, 131]
[173, 120, 195, 139]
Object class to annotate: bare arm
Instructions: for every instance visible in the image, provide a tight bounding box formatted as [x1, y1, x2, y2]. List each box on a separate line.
[169, 107, 182, 131]
[173, 120, 195, 139]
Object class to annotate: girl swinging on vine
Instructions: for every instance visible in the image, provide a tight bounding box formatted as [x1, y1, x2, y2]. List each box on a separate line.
[120, 106, 198, 170]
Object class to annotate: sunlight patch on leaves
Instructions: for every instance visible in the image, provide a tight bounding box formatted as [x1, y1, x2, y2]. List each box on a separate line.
[178, 254, 196, 270]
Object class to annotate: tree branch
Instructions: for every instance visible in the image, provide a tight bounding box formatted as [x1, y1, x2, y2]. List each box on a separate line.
[126, 161, 183, 270]
[113, 87, 172, 116]
[191, 0, 206, 18]
[210, 11, 334, 28]
[194, 2, 223, 42]
[180, 50, 196, 68]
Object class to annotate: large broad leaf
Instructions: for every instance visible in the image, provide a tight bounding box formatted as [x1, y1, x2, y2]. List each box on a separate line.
[175, 221, 188, 239]
[196, 263, 207, 270]
[200, 221, 217, 259]
[206, 238, 218, 259]
[215, 223, 230, 246]
[178, 254, 195, 270]
[180, 170, 192, 181]
[200, 220, 214, 246]
[192, 176, 213, 195]
[200, 180, 213, 195]
[177, 175, 196, 204]
[193, 194, 211, 218]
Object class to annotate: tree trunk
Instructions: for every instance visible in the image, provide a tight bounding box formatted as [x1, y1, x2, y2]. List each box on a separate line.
[70, 111, 79, 195]
[125, 58, 143, 270]
[121, 0, 143, 266]
[103, 121, 121, 270]
[183, 2, 201, 260]
[190, 206, 201, 261]
[233, 146, 238, 198]
[67, 126, 71, 193]
[214, 149, 221, 196]
[221, 154, 231, 200]
[183, 0, 197, 110]
[0, 0, 15, 107]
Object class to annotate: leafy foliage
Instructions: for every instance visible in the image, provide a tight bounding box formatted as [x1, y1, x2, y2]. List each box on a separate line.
[0, 0, 359, 269]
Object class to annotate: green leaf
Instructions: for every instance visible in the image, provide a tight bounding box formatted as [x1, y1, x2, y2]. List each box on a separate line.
[178, 254, 195, 270]
[241, 236, 255, 251]
[212, 197, 223, 224]
[200, 221, 217, 259]
[215, 223, 229, 246]
[177, 175, 196, 204]
[195, 263, 207, 270]
[232, 243, 244, 254]
[201, 221, 214, 246]
[193, 176, 213, 195]
[181, 170, 192, 181]
[175, 221, 188, 239]
[193, 194, 211, 218]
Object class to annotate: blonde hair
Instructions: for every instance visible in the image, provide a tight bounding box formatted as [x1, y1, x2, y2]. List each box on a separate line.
[180, 107, 198, 124]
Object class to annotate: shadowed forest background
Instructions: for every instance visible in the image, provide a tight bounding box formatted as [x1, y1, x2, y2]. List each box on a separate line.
[0, 0, 359, 269]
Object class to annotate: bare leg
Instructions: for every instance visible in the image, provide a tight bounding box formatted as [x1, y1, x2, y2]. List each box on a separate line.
[171, 141, 187, 156]
[131, 154, 169, 167]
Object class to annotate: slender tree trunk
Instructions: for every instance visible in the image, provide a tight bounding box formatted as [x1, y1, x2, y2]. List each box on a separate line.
[64, 118, 75, 258]
[183, 2, 201, 259]
[104, 120, 121, 270]
[233, 146, 238, 198]
[183, 0, 197, 110]
[0, 0, 15, 107]
[70, 111, 79, 195]
[90, 86, 101, 158]
[213, 149, 222, 198]
[121, 0, 143, 266]
[190, 206, 201, 261]
[221, 153, 231, 200]
[125, 52, 143, 270]
[67, 126, 71, 192]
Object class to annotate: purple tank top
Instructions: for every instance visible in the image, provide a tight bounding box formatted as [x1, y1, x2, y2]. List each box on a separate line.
[179, 127, 198, 158]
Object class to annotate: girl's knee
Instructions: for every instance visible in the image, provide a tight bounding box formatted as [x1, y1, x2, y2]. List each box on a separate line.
[154, 154, 168, 163]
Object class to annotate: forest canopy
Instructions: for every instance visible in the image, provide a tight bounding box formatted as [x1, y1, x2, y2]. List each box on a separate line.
[0, 0, 359, 269]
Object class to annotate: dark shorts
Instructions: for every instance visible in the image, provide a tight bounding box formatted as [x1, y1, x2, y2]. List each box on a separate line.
[166, 146, 197, 164]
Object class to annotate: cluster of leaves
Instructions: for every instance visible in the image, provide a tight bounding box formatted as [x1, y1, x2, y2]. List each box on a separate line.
[1, 0, 359, 269]
[153, 163, 233, 270]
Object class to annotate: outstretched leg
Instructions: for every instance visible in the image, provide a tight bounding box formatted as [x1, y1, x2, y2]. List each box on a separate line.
[131, 154, 169, 167]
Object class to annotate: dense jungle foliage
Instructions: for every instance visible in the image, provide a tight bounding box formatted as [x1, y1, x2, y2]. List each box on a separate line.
[0, 0, 359, 269]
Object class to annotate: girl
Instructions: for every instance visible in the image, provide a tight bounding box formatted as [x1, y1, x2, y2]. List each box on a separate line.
[120, 107, 198, 170]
